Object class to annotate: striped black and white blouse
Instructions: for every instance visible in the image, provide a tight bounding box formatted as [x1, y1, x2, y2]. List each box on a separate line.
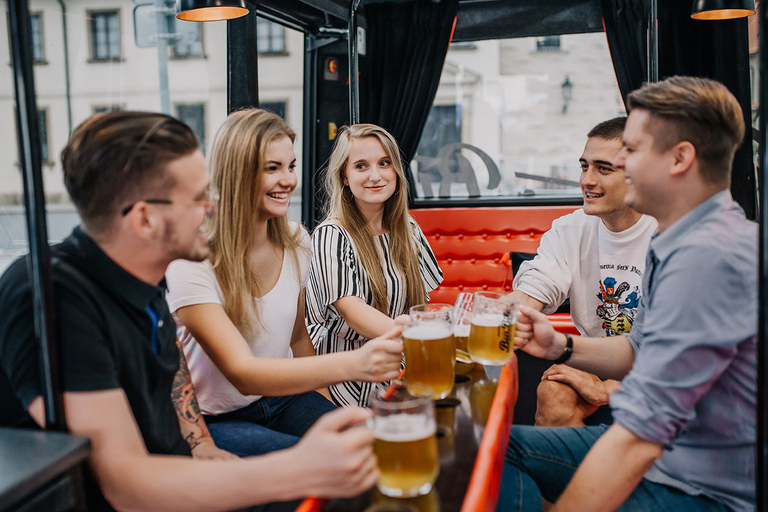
[306, 217, 443, 407]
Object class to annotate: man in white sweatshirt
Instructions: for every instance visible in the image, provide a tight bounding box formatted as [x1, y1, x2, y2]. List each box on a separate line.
[511, 117, 657, 427]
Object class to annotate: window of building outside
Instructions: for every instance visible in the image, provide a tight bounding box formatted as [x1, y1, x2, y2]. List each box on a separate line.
[536, 36, 561, 52]
[90, 11, 121, 61]
[260, 101, 286, 119]
[412, 34, 625, 203]
[176, 104, 206, 151]
[257, 18, 285, 54]
[172, 24, 204, 59]
[92, 105, 122, 114]
[30, 13, 44, 63]
[38, 109, 50, 163]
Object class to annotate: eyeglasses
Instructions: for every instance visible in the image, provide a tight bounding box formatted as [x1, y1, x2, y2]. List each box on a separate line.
[121, 192, 219, 216]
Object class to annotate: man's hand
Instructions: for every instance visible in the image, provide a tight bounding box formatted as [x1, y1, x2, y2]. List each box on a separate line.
[541, 365, 620, 406]
[291, 407, 379, 498]
[190, 436, 238, 460]
[352, 326, 403, 382]
[515, 305, 563, 359]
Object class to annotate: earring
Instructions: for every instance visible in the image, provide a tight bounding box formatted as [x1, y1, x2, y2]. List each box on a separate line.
[342, 185, 354, 203]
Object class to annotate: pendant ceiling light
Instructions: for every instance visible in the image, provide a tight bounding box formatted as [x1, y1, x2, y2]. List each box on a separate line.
[176, 0, 249, 22]
[691, 0, 755, 20]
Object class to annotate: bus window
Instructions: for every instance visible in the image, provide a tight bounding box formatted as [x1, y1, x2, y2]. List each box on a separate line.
[0, 1, 229, 274]
[256, 16, 304, 223]
[412, 33, 624, 204]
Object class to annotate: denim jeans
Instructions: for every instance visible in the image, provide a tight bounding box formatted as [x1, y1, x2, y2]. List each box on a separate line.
[204, 391, 337, 457]
[496, 424, 731, 512]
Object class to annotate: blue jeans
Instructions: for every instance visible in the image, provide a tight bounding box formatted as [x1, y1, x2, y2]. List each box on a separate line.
[204, 391, 336, 457]
[496, 425, 731, 512]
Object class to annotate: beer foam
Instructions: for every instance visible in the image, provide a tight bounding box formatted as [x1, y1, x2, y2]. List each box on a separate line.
[472, 313, 507, 327]
[454, 323, 470, 337]
[373, 414, 436, 442]
[403, 324, 453, 341]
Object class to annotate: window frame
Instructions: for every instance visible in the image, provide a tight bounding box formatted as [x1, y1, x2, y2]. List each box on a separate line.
[87, 9, 123, 63]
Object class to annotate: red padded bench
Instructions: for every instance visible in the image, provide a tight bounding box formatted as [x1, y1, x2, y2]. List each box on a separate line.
[410, 206, 579, 335]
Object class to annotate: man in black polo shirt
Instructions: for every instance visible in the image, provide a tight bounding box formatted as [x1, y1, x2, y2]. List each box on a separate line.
[0, 112, 384, 511]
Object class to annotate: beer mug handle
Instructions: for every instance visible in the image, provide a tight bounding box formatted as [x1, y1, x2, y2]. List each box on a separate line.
[453, 292, 473, 331]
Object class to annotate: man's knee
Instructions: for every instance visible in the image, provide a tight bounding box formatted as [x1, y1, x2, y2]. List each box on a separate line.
[535, 380, 590, 427]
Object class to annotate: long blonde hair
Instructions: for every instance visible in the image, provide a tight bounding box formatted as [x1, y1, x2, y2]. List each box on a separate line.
[323, 124, 426, 313]
[207, 108, 304, 335]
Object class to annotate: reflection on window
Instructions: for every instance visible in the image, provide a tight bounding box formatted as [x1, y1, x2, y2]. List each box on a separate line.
[176, 104, 206, 151]
[261, 101, 286, 119]
[413, 34, 624, 203]
[30, 13, 44, 63]
[90, 11, 121, 61]
[257, 18, 285, 54]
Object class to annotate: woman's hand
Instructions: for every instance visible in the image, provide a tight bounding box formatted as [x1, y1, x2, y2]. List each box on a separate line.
[350, 325, 403, 382]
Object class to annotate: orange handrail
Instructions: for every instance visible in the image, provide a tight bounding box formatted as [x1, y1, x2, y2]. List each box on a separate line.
[294, 497, 325, 512]
[460, 353, 519, 512]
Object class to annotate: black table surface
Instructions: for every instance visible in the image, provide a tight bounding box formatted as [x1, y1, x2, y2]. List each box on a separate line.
[320, 362, 502, 512]
[0, 427, 90, 512]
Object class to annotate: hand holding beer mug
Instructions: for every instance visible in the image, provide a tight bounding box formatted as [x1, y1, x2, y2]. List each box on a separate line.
[467, 292, 519, 365]
[402, 304, 455, 400]
[371, 383, 439, 497]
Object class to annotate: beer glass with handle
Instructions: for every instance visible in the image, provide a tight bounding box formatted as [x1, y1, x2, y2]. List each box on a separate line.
[370, 383, 439, 497]
[402, 303, 455, 399]
[467, 291, 519, 365]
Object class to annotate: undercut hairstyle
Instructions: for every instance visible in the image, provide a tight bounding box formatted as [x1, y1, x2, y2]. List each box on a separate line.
[61, 111, 200, 235]
[587, 116, 627, 141]
[206, 108, 304, 335]
[323, 124, 427, 313]
[627, 76, 745, 186]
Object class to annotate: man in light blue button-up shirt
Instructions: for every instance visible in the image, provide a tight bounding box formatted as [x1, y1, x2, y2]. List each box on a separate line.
[497, 76, 756, 512]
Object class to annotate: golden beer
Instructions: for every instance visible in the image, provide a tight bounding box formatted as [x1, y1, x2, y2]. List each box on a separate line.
[467, 314, 516, 365]
[373, 416, 439, 497]
[402, 324, 455, 399]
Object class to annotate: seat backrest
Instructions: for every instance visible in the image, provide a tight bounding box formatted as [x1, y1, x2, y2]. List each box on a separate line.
[460, 353, 519, 512]
[411, 206, 579, 305]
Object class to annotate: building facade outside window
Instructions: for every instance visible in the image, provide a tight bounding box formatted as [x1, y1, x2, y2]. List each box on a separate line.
[38, 109, 49, 163]
[89, 10, 121, 61]
[536, 35, 561, 52]
[176, 103, 206, 151]
[172, 25, 204, 59]
[257, 18, 285, 54]
[93, 105, 122, 114]
[30, 13, 44, 63]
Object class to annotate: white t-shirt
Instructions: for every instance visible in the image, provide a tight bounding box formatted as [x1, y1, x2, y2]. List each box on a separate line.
[513, 210, 657, 338]
[165, 222, 312, 415]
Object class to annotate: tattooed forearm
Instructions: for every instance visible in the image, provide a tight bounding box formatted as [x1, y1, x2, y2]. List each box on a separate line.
[172, 338, 211, 450]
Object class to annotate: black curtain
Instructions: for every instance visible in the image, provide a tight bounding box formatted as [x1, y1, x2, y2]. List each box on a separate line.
[360, 0, 459, 171]
[601, 0, 755, 219]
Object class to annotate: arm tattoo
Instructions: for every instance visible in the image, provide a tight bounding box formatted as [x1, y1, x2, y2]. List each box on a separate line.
[171, 338, 211, 450]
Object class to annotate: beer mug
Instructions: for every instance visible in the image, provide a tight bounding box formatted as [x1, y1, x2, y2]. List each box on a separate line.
[453, 292, 475, 374]
[467, 291, 519, 365]
[403, 304, 455, 399]
[370, 383, 439, 498]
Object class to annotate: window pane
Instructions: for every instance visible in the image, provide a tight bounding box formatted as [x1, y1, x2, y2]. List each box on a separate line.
[413, 34, 625, 203]
[176, 103, 206, 151]
[30, 14, 43, 62]
[257, 18, 302, 221]
[0, 1, 228, 274]
[257, 18, 285, 54]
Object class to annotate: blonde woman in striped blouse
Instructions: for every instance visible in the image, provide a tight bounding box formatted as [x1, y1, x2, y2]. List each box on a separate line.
[306, 124, 443, 407]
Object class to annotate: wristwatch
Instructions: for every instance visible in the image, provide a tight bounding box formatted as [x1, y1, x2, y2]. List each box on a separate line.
[553, 333, 573, 365]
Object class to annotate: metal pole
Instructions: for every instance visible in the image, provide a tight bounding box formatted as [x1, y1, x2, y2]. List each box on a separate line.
[647, 0, 658, 82]
[8, 0, 65, 431]
[757, 0, 767, 506]
[348, 0, 361, 124]
[154, 0, 171, 115]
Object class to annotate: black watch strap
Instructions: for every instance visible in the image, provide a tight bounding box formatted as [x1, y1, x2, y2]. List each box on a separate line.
[553, 333, 573, 365]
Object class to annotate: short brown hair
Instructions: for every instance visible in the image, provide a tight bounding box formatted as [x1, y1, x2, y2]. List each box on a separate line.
[627, 76, 744, 185]
[587, 116, 627, 141]
[61, 111, 200, 234]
